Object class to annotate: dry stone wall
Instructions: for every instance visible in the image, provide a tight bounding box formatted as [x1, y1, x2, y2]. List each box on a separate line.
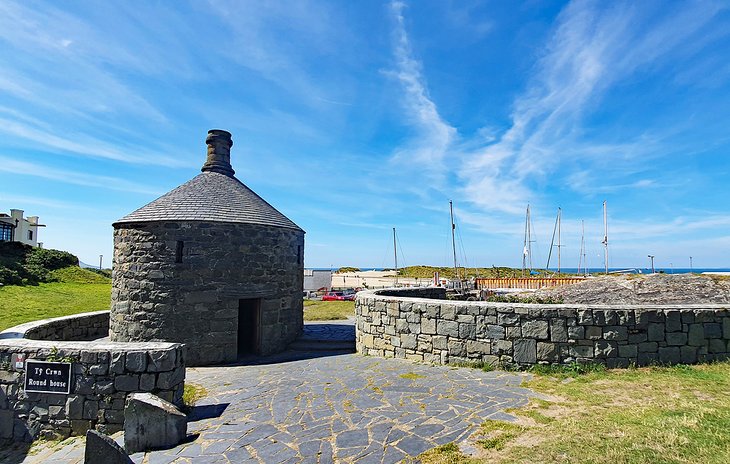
[355, 288, 730, 367]
[111, 221, 304, 365]
[0, 339, 184, 443]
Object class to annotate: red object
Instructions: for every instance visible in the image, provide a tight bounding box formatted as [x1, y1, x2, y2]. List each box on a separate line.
[322, 292, 346, 301]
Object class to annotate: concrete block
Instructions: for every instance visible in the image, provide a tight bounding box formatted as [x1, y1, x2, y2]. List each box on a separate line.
[85, 429, 133, 464]
[124, 393, 187, 453]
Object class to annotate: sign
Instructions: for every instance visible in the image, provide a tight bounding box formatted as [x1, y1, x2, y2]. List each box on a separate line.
[24, 360, 72, 394]
[11, 353, 25, 370]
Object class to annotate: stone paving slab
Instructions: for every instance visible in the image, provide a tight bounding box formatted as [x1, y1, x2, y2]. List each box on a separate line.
[13, 350, 535, 463]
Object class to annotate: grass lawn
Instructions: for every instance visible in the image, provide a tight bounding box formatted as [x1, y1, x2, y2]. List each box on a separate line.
[0, 267, 111, 332]
[420, 362, 730, 464]
[303, 299, 355, 321]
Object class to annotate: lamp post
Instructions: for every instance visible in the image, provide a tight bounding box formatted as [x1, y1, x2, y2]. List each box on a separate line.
[648, 255, 655, 274]
[99, 255, 103, 270]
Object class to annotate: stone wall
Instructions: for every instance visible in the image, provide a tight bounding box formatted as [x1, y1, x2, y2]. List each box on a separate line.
[0, 339, 184, 443]
[355, 289, 730, 367]
[111, 221, 304, 365]
[0, 311, 110, 341]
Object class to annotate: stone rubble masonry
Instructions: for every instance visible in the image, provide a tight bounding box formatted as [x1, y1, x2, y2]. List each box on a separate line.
[0, 339, 185, 444]
[0, 311, 110, 342]
[355, 288, 730, 368]
[110, 221, 304, 366]
[124, 392, 187, 454]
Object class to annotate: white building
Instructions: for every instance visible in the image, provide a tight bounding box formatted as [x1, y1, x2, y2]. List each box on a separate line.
[0, 209, 44, 247]
[304, 269, 332, 292]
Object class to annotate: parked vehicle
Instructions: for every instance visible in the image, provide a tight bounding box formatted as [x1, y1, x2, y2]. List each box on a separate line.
[322, 291, 345, 301]
[322, 291, 356, 301]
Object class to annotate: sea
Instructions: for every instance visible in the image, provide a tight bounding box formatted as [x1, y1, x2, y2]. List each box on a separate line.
[307, 267, 730, 274]
[548, 268, 730, 275]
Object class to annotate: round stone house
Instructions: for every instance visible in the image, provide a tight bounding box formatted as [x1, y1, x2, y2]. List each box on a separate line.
[110, 130, 304, 366]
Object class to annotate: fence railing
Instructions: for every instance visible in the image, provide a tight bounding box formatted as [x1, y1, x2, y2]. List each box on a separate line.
[475, 277, 586, 290]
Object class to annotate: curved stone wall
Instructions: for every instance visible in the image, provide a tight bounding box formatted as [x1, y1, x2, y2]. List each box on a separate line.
[0, 311, 109, 341]
[355, 288, 730, 367]
[111, 221, 304, 365]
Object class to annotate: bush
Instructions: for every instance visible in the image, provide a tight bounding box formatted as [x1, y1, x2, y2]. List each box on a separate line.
[0, 242, 80, 286]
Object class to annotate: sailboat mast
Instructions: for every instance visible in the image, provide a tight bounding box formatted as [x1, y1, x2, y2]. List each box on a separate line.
[522, 204, 529, 277]
[557, 208, 562, 273]
[602, 201, 609, 274]
[578, 220, 586, 276]
[527, 205, 534, 274]
[546, 207, 562, 273]
[393, 227, 398, 286]
[449, 201, 459, 283]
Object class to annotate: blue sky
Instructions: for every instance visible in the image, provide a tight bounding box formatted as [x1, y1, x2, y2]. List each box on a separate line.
[1, 0, 729, 270]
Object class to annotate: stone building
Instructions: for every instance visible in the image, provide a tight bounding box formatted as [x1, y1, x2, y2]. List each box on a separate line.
[110, 130, 304, 366]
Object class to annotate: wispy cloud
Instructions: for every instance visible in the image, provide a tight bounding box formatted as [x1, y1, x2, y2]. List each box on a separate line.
[455, 1, 725, 214]
[387, 1, 457, 182]
[0, 157, 163, 195]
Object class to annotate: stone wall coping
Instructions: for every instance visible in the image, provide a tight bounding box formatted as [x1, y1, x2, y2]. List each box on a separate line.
[0, 339, 181, 351]
[0, 310, 110, 340]
[358, 289, 730, 311]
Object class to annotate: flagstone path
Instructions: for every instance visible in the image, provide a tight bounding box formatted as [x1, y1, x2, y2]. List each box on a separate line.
[15, 321, 536, 464]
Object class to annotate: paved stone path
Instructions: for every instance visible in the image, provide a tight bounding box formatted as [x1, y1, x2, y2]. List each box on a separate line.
[14, 322, 536, 463]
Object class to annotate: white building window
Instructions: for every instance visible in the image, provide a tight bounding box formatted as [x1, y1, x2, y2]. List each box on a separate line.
[0, 223, 11, 241]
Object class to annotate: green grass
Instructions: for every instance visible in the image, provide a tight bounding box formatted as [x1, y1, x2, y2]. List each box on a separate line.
[182, 382, 208, 411]
[303, 300, 355, 321]
[420, 362, 730, 464]
[0, 266, 111, 332]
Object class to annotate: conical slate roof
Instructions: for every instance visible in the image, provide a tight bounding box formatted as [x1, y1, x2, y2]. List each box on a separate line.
[113, 172, 302, 230]
[114, 130, 302, 231]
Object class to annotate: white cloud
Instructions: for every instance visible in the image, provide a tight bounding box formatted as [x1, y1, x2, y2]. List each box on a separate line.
[387, 1, 457, 181]
[0, 157, 162, 195]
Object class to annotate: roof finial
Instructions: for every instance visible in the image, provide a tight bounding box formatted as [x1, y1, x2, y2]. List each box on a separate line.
[202, 129, 235, 176]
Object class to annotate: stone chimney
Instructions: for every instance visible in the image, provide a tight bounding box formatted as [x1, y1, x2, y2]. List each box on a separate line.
[201, 129, 235, 177]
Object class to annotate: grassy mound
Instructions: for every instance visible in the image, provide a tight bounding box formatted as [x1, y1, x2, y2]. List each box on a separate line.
[50, 266, 111, 284]
[0, 242, 79, 285]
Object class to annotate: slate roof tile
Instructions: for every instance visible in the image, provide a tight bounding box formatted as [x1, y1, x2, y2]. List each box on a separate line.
[114, 171, 302, 231]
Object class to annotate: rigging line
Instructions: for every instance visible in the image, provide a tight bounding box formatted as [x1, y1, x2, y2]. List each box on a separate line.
[456, 222, 470, 277]
[396, 231, 408, 270]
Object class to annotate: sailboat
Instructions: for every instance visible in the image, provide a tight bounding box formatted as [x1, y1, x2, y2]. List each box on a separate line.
[601, 201, 609, 274]
[392, 227, 399, 286]
[449, 200, 462, 292]
[521, 204, 535, 277]
[578, 220, 588, 276]
[546, 207, 563, 274]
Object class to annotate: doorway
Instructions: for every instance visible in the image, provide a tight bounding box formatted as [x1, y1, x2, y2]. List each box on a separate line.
[238, 298, 261, 357]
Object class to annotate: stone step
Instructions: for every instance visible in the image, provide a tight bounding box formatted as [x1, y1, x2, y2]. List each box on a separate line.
[288, 340, 356, 352]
